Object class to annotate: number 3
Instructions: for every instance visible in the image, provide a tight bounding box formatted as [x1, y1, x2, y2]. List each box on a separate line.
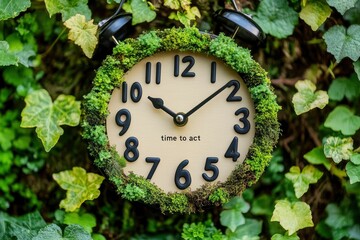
[234, 107, 250, 134]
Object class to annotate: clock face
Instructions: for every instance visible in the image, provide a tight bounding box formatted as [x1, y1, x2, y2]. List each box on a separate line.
[106, 51, 255, 193]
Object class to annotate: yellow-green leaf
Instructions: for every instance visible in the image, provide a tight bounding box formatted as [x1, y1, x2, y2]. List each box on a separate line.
[64, 14, 98, 58]
[271, 199, 314, 235]
[53, 167, 104, 212]
[292, 80, 329, 115]
[164, 0, 180, 10]
[20, 89, 81, 152]
[300, 0, 332, 31]
[285, 165, 323, 198]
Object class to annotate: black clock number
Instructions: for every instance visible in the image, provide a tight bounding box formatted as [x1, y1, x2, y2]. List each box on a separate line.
[121, 82, 143, 103]
[202, 157, 219, 182]
[124, 137, 139, 162]
[145, 62, 161, 84]
[115, 109, 131, 136]
[174, 55, 196, 77]
[145, 157, 160, 180]
[226, 80, 242, 102]
[175, 160, 192, 190]
[234, 107, 250, 134]
[211, 61, 216, 83]
[225, 137, 240, 162]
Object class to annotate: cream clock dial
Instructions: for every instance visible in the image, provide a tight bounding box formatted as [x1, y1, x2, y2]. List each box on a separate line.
[106, 51, 255, 193]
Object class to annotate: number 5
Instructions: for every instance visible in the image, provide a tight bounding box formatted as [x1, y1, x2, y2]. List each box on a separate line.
[202, 157, 219, 182]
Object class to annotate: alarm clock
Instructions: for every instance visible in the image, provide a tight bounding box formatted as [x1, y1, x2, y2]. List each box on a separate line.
[83, 2, 279, 213]
[83, 27, 279, 213]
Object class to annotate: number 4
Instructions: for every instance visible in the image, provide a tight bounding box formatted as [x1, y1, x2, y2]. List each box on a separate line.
[225, 137, 240, 162]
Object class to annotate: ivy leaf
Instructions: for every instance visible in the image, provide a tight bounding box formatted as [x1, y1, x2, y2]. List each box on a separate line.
[300, 0, 332, 31]
[164, 0, 181, 10]
[344, 1, 360, 25]
[328, 74, 360, 101]
[253, 0, 298, 39]
[33, 224, 92, 240]
[131, 0, 156, 25]
[52, 167, 104, 212]
[5, 211, 46, 240]
[271, 199, 314, 235]
[323, 136, 353, 164]
[326, 0, 358, 15]
[346, 162, 360, 184]
[231, 219, 262, 239]
[285, 165, 323, 198]
[325, 203, 354, 229]
[0, 41, 19, 66]
[324, 106, 360, 135]
[220, 196, 250, 232]
[354, 61, 360, 80]
[271, 233, 300, 240]
[63, 212, 96, 233]
[64, 14, 98, 58]
[0, 0, 31, 21]
[351, 154, 360, 165]
[292, 80, 329, 115]
[323, 25, 360, 62]
[304, 147, 331, 170]
[44, 0, 91, 21]
[20, 89, 81, 152]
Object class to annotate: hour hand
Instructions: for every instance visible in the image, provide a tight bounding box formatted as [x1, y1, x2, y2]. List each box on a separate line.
[148, 96, 177, 118]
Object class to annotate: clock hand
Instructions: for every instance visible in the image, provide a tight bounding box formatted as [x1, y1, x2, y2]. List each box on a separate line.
[184, 80, 237, 118]
[148, 96, 177, 118]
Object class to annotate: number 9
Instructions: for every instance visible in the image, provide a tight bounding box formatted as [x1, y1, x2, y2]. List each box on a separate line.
[115, 109, 131, 136]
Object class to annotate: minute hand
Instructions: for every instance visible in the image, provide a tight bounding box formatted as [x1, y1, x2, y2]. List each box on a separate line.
[184, 80, 237, 118]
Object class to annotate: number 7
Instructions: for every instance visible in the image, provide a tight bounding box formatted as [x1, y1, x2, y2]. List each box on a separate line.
[145, 157, 160, 180]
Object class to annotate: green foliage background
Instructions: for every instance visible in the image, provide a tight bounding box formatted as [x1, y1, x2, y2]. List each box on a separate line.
[1, 0, 360, 239]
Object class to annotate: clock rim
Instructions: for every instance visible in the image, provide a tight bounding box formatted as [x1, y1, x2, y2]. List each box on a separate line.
[82, 27, 280, 213]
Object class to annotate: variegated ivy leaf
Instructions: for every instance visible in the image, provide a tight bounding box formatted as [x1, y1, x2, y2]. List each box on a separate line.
[300, 0, 332, 31]
[0, 0, 31, 21]
[326, 0, 358, 15]
[44, 0, 91, 21]
[271, 199, 314, 235]
[64, 14, 98, 58]
[323, 136, 353, 164]
[53, 167, 104, 212]
[164, 0, 181, 10]
[324, 106, 360, 135]
[292, 80, 329, 115]
[285, 165, 323, 198]
[20, 89, 81, 152]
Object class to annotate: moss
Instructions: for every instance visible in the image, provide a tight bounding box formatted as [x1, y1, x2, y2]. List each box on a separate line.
[121, 184, 146, 201]
[208, 188, 230, 204]
[82, 27, 280, 213]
